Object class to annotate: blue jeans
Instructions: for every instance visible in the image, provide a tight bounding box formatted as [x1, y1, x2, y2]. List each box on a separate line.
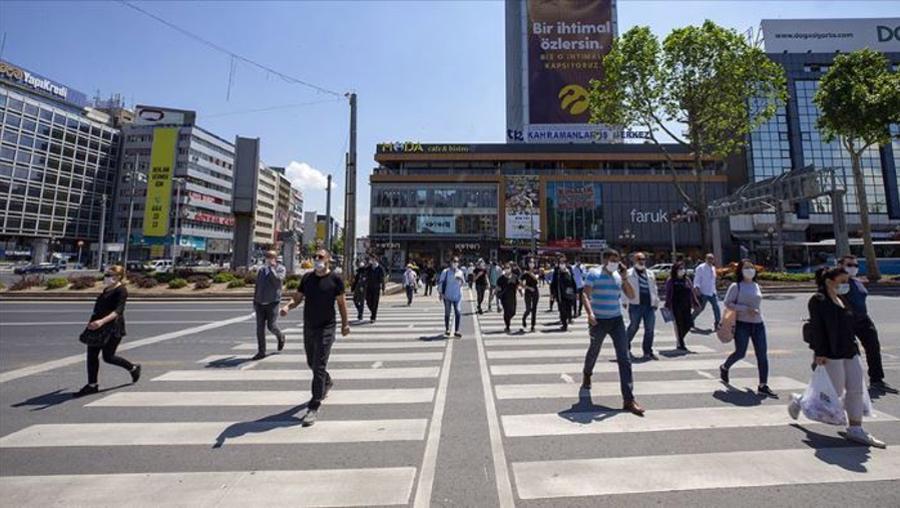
[443, 298, 461, 332]
[583, 316, 634, 402]
[627, 304, 656, 355]
[692, 293, 721, 327]
[723, 321, 768, 384]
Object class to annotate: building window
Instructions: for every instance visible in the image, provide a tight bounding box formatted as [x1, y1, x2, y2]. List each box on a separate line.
[545, 181, 604, 242]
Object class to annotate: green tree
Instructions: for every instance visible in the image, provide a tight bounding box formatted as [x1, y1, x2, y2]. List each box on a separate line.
[589, 21, 787, 250]
[814, 49, 900, 283]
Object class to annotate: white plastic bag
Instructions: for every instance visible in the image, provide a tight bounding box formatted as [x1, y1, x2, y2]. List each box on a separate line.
[799, 367, 847, 426]
[857, 355, 874, 418]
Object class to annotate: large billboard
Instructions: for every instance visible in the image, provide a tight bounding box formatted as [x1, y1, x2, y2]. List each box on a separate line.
[762, 18, 900, 53]
[505, 175, 540, 240]
[507, 0, 618, 143]
[142, 127, 178, 237]
[0, 59, 89, 107]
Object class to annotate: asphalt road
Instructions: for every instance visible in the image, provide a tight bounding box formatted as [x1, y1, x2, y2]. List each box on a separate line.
[0, 288, 898, 507]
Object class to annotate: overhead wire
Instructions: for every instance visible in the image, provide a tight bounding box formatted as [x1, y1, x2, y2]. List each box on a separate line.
[201, 98, 344, 119]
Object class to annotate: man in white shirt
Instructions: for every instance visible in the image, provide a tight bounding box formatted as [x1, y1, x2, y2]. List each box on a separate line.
[438, 256, 466, 338]
[691, 253, 721, 330]
[572, 259, 585, 317]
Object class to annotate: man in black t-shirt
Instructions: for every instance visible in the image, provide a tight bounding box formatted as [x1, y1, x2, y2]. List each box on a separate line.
[281, 249, 350, 427]
[363, 254, 387, 322]
[473, 259, 489, 314]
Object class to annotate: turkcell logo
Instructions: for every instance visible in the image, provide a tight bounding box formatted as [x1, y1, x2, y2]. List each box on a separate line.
[876, 25, 900, 42]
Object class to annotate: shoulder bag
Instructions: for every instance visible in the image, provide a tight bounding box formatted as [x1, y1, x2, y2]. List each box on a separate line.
[717, 282, 739, 343]
[79, 323, 115, 347]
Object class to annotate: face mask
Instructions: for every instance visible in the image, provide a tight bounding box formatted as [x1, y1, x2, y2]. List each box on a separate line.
[314, 260, 326, 271]
[676, 269, 686, 278]
[606, 262, 619, 272]
[635, 262, 645, 270]
[104, 276, 116, 286]
[742, 268, 756, 280]
[451, 262, 458, 269]
[845, 267, 859, 277]
[836, 283, 850, 295]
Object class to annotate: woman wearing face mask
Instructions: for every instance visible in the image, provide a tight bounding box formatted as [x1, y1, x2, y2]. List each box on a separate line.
[497, 262, 522, 334]
[663, 261, 699, 351]
[521, 260, 541, 332]
[719, 260, 776, 397]
[74, 265, 140, 398]
[791, 267, 885, 448]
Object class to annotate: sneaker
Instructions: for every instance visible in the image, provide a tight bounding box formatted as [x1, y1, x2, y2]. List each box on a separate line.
[251, 352, 266, 361]
[581, 373, 592, 390]
[644, 352, 659, 361]
[842, 427, 887, 449]
[787, 394, 801, 420]
[444, 330, 451, 338]
[719, 365, 730, 384]
[303, 409, 318, 427]
[757, 385, 778, 398]
[130, 364, 142, 384]
[453, 331, 462, 339]
[277, 334, 286, 351]
[73, 384, 99, 398]
[504, 327, 511, 334]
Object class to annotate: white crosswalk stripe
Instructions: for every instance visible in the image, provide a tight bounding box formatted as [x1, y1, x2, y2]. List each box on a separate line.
[87, 389, 436, 407]
[232, 341, 446, 350]
[487, 345, 715, 358]
[490, 358, 745, 376]
[153, 367, 439, 381]
[198, 352, 444, 363]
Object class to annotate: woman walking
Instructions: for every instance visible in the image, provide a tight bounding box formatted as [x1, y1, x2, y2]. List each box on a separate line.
[521, 260, 541, 332]
[663, 261, 698, 351]
[403, 264, 418, 306]
[719, 260, 776, 397]
[74, 265, 140, 398]
[789, 267, 886, 448]
[497, 262, 522, 334]
[351, 261, 367, 320]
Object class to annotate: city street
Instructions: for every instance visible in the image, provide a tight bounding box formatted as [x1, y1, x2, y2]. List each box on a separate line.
[1, 288, 898, 506]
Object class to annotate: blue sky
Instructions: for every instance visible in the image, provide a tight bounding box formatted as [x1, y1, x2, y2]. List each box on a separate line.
[1, 0, 898, 235]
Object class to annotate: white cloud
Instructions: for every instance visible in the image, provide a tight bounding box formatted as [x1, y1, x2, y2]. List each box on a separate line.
[284, 161, 336, 191]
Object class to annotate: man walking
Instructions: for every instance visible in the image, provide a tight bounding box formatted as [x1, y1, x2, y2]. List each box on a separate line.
[473, 259, 488, 314]
[625, 252, 660, 361]
[280, 249, 350, 427]
[423, 262, 436, 296]
[551, 255, 576, 331]
[364, 254, 386, 322]
[488, 260, 501, 312]
[580, 249, 645, 416]
[438, 256, 465, 338]
[840, 255, 894, 392]
[403, 263, 418, 306]
[691, 253, 721, 330]
[252, 250, 287, 360]
[573, 259, 586, 318]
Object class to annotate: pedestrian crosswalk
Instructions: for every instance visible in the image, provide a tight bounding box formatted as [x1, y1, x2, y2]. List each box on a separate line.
[472, 287, 900, 504]
[0, 293, 454, 507]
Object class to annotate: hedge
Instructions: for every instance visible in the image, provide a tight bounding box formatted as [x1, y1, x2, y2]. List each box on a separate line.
[10, 275, 43, 291]
[194, 278, 212, 290]
[286, 279, 299, 290]
[213, 272, 235, 284]
[168, 278, 188, 289]
[45, 277, 68, 289]
[68, 276, 97, 290]
[227, 279, 246, 289]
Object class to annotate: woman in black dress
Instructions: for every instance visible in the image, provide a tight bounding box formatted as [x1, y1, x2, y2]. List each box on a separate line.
[521, 260, 541, 332]
[497, 262, 522, 334]
[74, 265, 141, 398]
[664, 261, 699, 351]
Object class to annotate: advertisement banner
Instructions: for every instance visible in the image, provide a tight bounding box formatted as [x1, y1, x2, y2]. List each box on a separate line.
[556, 183, 595, 210]
[526, 0, 614, 125]
[142, 127, 178, 237]
[505, 175, 540, 240]
[417, 215, 456, 234]
[134, 106, 187, 126]
[761, 18, 900, 54]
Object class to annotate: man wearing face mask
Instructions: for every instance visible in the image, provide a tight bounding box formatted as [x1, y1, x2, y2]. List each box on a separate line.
[550, 255, 576, 331]
[438, 256, 465, 338]
[252, 250, 287, 360]
[625, 252, 660, 361]
[488, 260, 502, 312]
[473, 259, 489, 314]
[351, 261, 368, 321]
[363, 254, 386, 323]
[840, 255, 892, 391]
[572, 259, 586, 318]
[280, 249, 350, 427]
[691, 253, 721, 331]
[581, 250, 644, 416]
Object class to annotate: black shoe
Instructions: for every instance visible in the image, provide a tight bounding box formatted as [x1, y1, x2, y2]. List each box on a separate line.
[454, 331, 462, 339]
[561, 325, 568, 332]
[130, 364, 142, 383]
[530, 326, 535, 333]
[870, 380, 899, 393]
[719, 365, 729, 384]
[581, 374, 592, 390]
[644, 352, 659, 361]
[73, 384, 99, 398]
[277, 334, 286, 352]
[251, 352, 266, 361]
[504, 327, 511, 334]
[676, 343, 688, 351]
[324, 380, 334, 399]
[303, 409, 318, 427]
[758, 385, 778, 398]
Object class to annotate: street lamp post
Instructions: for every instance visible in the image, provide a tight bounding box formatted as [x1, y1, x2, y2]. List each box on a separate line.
[77, 240, 84, 267]
[123, 154, 145, 264]
[171, 178, 184, 271]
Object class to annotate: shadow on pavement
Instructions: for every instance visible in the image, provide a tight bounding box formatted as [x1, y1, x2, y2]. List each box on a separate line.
[204, 356, 256, 369]
[558, 390, 621, 425]
[712, 386, 764, 407]
[419, 334, 448, 342]
[12, 383, 132, 411]
[791, 423, 872, 472]
[659, 348, 697, 358]
[213, 403, 309, 449]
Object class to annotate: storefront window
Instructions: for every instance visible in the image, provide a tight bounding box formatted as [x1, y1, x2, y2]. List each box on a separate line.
[546, 181, 604, 242]
[374, 186, 497, 209]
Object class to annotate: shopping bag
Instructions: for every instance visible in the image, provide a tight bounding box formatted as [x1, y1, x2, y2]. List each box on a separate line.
[660, 307, 674, 323]
[716, 308, 737, 343]
[799, 367, 847, 426]
[857, 355, 874, 418]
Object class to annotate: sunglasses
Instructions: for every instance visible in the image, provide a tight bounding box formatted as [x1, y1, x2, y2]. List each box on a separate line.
[845, 263, 859, 268]
[315, 255, 327, 260]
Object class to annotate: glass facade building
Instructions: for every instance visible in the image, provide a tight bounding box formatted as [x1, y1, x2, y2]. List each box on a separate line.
[0, 66, 119, 263]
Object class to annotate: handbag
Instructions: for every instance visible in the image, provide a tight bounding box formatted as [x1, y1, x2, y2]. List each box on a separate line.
[79, 324, 115, 347]
[717, 282, 740, 343]
[660, 307, 674, 323]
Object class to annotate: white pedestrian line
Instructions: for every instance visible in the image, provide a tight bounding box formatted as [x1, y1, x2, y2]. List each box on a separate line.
[487, 345, 715, 359]
[288, 328, 449, 335]
[153, 367, 439, 381]
[0, 320, 232, 326]
[198, 352, 444, 364]
[491, 359, 748, 376]
[0, 468, 417, 507]
[0, 313, 254, 384]
[0, 419, 429, 447]
[695, 370, 716, 379]
[494, 376, 806, 400]
[502, 404, 898, 437]
[87, 389, 436, 407]
[232, 341, 445, 350]
[483, 337, 685, 347]
[560, 374, 575, 384]
[512, 447, 900, 500]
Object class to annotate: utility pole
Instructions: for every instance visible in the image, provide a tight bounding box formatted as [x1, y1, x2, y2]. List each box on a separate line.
[124, 153, 139, 264]
[343, 92, 357, 276]
[325, 174, 333, 251]
[172, 178, 183, 270]
[98, 193, 107, 271]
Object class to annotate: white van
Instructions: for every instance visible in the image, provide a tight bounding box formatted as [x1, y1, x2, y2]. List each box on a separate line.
[146, 259, 173, 273]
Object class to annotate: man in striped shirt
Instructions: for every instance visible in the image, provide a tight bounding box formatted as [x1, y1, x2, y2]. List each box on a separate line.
[580, 249, 645, 416]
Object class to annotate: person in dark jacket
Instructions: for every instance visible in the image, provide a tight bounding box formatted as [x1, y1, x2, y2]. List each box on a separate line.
[839, 255, 893, 392]
[497, 262, 522, 333]
[74, 265, 140, 398]
[363, 254, 386, 322]
[788, 267, 885, 448]
[252, 250, 287, 360]
[473, 259, 489, 314]
[550, 255, 576, 331]
[350, 260, 368, 321]
[423, 263, 436, 297]
[521, 259, 541, 332]
[663, 261, 699, 351]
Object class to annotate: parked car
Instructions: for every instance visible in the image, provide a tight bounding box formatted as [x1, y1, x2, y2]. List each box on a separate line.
[649, 263, 673, 277]
[125, 261, 148, 273]
[183, 260, 217, 274]
[145, 259, 173, 273]
[14, 262, 60, 275]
